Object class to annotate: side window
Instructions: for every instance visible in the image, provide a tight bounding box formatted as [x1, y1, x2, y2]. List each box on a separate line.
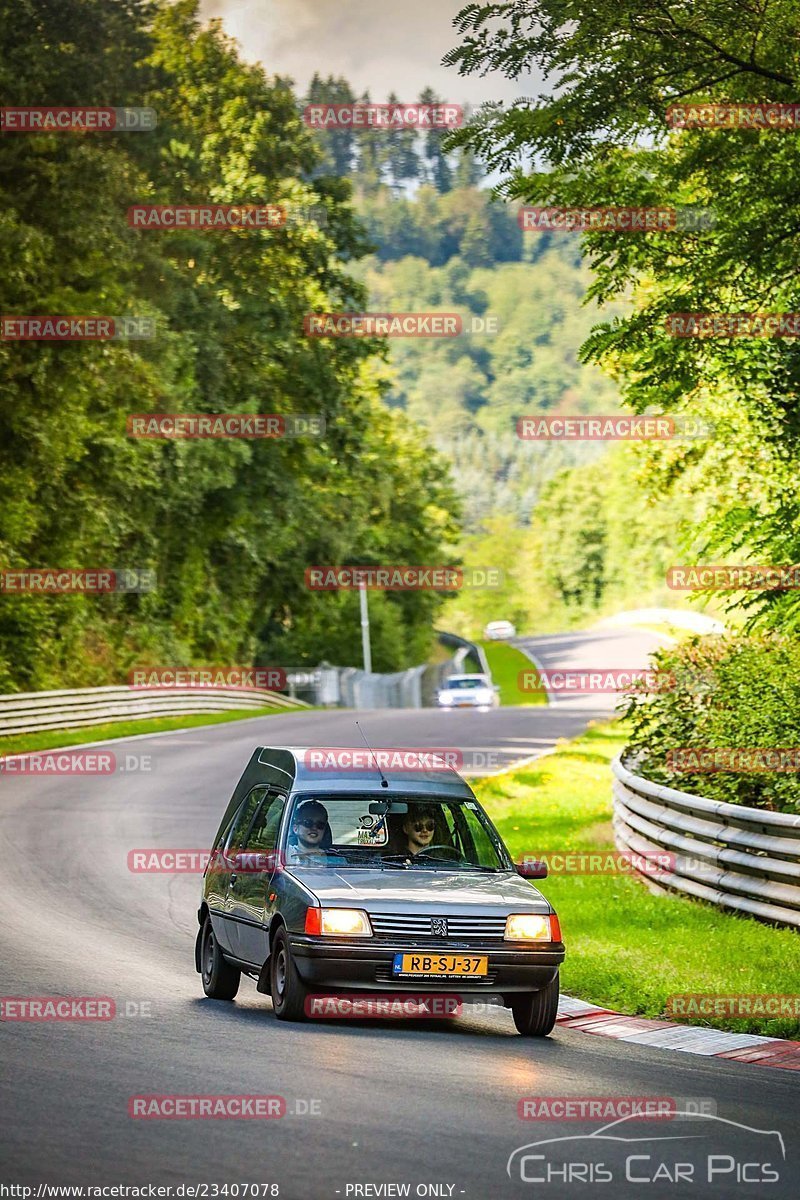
[245, 791, 287, 852]
[462, 806, 504, 868]
[443, 804, 502, 868]
[224, 786, 268, 856]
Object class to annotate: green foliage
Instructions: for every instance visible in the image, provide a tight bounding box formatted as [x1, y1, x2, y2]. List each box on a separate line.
[479, 640, 546, 705]
[0, 0, 460, 690]
[448, 0, 800, 631]
[474, 721, 800, 1037]
[353, 242, 622, 530]
[302, 77, 478, 197]
[622, 634, 800, 813]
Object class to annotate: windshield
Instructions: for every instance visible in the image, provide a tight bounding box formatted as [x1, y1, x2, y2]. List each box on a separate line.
[283, 793, 511, 871]
[446, 678, 488, 690]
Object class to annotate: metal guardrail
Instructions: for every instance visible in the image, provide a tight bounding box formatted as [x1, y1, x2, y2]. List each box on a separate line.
[612, 755, 800, 929]
[436, 631, 490, 678]
[287, 633, 491, 710]
[0, 684, 307, 737]
[336, 665, 427, 709]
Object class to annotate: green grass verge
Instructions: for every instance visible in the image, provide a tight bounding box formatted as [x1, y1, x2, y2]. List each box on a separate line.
[480, 641, 546, 706]
[473, 721, 800, 1039]
[0, 706, 294, 757]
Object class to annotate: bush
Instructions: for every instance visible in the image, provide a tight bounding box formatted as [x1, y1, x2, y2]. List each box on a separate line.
[622, 634, 800, 814]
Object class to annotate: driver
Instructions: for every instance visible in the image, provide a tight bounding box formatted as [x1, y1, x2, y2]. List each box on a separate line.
[287, 800, 330, 865]
[401, 803, 438, 857]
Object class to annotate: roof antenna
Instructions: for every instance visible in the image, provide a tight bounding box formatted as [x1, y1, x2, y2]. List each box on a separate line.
[355, 720, 389, 788]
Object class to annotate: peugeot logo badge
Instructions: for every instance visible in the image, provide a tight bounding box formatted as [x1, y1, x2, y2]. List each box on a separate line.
[431, 917, 448, 937]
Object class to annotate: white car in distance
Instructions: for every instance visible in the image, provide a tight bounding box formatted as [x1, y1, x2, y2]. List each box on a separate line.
[484, 619, 516, 640]
[437, 673, 499, 710]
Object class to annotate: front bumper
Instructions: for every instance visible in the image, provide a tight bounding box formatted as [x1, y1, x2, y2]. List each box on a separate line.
[288, 935, 564, 995]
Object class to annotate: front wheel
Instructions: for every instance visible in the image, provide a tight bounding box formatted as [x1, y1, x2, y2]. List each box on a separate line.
[270, 928, 308, 1021]
[200, 918, 241, 1000]
[511, 972, 559, 1037]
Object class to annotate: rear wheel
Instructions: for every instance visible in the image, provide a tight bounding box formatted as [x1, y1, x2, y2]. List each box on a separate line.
[511, 972, 559, 1037]
[201, 918, 241, 1000]
[270, 928, 308, 1021]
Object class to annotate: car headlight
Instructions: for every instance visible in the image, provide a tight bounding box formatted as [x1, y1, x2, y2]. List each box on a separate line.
[305, 907, 372, 936]
[438, 692, 454, 705]
[476, 690, 493, 704]
[504, 913, 559, 941]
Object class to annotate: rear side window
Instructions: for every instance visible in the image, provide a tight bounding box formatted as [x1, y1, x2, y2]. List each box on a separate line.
[246, 791, 286, 852]
[224, 786, 268, 855]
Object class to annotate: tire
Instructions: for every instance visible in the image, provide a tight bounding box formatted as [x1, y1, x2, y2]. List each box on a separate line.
[511, 972, 559, 1037]
[270, 927, 308, 1021]
[200, 917, 241, 1000]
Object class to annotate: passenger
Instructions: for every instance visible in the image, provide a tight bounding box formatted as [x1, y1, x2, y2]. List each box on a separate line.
[287, 800, 330, 865]
[400, 803, 438, 857]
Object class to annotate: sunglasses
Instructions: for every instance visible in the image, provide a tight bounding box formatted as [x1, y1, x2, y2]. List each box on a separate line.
[298, 818, 326, 830]
[411, 821, 436, 832]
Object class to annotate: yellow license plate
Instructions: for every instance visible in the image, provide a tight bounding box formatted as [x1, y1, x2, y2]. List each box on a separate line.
[393, 953, 488, 976]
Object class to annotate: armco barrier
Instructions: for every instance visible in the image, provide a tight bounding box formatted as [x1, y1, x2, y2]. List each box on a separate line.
[0, 684, 307, 738]
[336, 664, 427, 709]
[612, 755, 800, 929]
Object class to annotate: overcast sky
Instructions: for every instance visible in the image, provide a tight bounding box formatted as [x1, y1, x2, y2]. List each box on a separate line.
[200, 0, 539, 107]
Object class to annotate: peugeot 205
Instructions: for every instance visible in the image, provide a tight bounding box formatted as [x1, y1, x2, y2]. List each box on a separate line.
[195, 746, 565, 1036]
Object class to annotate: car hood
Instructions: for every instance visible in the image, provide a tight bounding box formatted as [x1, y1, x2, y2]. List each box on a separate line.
[286, 866, 550, 913]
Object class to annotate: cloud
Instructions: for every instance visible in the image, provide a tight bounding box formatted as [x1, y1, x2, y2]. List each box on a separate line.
[200, 0, 540, 106]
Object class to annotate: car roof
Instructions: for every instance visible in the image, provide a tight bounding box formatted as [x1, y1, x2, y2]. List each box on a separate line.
[445, 674, 489, 682]
[212, 744, 475, 845]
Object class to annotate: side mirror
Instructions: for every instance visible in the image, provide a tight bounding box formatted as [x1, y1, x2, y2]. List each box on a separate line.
[516, 858, 548, 879]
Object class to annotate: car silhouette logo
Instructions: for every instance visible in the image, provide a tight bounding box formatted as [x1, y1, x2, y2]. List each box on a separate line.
[507, 1112, 786, 1182]
[431, 918, 448, 936]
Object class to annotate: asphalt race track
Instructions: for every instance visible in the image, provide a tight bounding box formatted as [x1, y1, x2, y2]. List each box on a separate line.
[2, 630, 798, 1198]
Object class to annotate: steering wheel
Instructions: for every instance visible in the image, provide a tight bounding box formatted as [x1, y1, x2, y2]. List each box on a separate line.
[415, 844, 466, 861]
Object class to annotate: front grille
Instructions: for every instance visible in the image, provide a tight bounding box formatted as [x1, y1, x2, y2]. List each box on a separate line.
[369, 912, 507, 941]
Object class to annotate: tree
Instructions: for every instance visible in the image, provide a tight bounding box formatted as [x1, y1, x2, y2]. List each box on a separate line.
[446, 0, 800, 629]
[0, 0, 461, 688]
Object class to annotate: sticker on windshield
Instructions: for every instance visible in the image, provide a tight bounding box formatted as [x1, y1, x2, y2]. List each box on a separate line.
[356, 813, 388, 846]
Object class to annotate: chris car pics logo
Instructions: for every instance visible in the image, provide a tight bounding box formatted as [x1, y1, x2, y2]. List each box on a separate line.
[507, 1112, 785, 1187]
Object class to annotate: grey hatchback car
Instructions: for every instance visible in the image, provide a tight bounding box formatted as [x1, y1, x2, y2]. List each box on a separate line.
[195, 746, 565, 1035]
